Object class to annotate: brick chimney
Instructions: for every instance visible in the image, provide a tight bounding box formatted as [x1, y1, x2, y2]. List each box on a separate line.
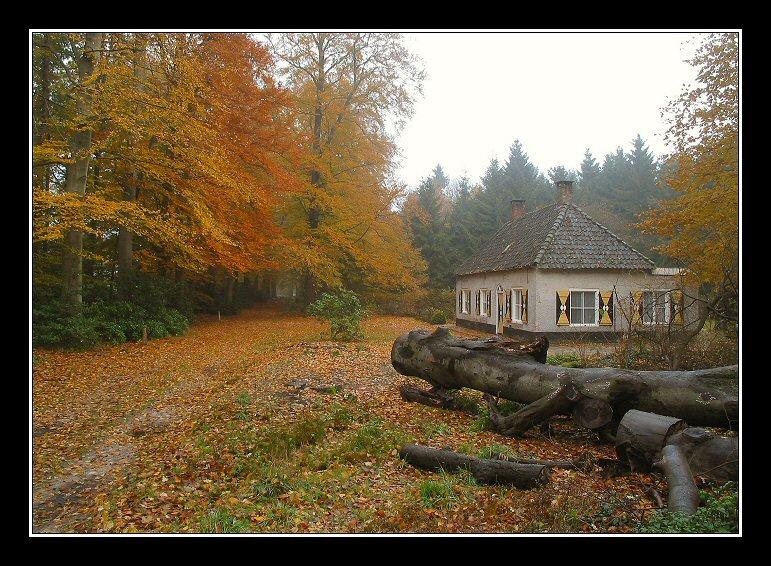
[555, 180, 574, 204]
[510, 199, 526, 220]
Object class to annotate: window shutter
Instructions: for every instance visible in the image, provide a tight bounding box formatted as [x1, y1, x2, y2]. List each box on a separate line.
[458, 292, 462, 312]
[556, 290, 570, 325]
[672, 290, 684, 324]
[522, 289, 528, 324]
[599, 290, 613, 326]
[631, 292, 643, 325]
[505, 290, 512, 322]
[476, 290, 481, 315]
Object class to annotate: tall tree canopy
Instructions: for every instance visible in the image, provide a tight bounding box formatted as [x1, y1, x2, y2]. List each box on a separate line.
[266, 32, 427, 303]
[639, 33, 739, 294]
[33, 33, 300, 309]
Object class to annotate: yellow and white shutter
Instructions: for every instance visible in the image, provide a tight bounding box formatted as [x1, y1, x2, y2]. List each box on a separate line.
[556, 290, 570, 326]
[599, 290, 614, 326]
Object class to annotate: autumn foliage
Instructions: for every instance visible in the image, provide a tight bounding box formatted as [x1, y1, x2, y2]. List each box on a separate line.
[32, 32, 427, 344]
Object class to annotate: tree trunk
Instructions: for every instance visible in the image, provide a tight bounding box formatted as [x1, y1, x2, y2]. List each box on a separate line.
[118, 34, 148, 295]
[666, 427, 738, 483]
[399, 444, 549, 488]
[61, 32, 102, 308]
[391, 328, 738, 429]
[655, 444, 700, 515]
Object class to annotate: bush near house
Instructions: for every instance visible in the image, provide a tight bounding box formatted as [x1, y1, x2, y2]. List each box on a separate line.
[307, 289, 368, 341]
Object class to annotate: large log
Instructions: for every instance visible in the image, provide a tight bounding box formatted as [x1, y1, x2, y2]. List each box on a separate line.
[399, 444, 549, 488]
[391, 328, 738, 429]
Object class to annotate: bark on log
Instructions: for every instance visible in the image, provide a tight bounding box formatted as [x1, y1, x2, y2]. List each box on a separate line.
[391, 328, 737, 429]
[616, 410, 688, 472]
[655, 445, 700, 515]
[398, 444, 549, 488]
[666, 427, 738, 482]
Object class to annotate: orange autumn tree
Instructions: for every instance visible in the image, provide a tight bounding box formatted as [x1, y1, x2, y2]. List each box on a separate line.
[266, 33, 427, 305]
[33, 33, 300, 305]
[638, 33, 738, 322]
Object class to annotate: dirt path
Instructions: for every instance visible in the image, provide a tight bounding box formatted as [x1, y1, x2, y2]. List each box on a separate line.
[32, 306, 337, 532]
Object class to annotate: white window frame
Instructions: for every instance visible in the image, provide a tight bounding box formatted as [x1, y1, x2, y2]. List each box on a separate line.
[641, 290, 671, 325]
[480, 288, 491, 318]
[511, 288, 523, 323]
[569, 289, 599, 327]
[461, 289, 471, 314]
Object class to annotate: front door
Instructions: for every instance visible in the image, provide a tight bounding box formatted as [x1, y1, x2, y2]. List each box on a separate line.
[496, 292, 506, 334]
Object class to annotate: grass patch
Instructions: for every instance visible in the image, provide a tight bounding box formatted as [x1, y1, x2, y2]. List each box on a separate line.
[477, 443, 515, 460]
[470, 399, 523, 432]
[637, 483, 738, 534]
[547, 353, 585, 368]
[199, 507, 251, 533]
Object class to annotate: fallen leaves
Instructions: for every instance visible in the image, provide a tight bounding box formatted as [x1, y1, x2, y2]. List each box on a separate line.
[33, 306, 669, 534]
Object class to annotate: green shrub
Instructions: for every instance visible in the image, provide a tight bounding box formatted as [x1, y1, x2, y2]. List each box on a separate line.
[307, 289, 367, 341]
[637, 483, 738, 533]
[33, 295, 190, 350]
[430, 310, 448, 324]
[33, 303, 101, 349]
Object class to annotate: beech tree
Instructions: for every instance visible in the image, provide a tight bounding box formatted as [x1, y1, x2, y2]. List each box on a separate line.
[266, 32, 427, 305]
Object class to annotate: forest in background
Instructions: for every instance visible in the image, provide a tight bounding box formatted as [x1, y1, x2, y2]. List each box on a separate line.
[32, 32, 738, 349]
[403, 133, 671, 290]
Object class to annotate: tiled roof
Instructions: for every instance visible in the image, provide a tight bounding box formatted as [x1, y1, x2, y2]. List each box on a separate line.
[456, 203, 654, 276]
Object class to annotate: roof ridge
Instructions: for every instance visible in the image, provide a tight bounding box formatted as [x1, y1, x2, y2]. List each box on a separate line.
[533, 203, 568, 265]
[567, 204, 655, 266]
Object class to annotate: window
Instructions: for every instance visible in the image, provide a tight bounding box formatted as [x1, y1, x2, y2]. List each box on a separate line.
[570, 290, 598, 326]
[461, 289, 471, 314]
[641, 290, 670, 325]
[511, 289, 523, 323]
[480, 289, 492, 317]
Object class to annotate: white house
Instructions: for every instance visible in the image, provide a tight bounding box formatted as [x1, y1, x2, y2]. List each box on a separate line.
[455, 181, 694, 338]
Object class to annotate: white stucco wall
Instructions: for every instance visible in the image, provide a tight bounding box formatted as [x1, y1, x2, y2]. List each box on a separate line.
[456, 268, 695, 334]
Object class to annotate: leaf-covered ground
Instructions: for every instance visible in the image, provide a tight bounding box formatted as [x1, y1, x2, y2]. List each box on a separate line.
[33, 306, 711, 533]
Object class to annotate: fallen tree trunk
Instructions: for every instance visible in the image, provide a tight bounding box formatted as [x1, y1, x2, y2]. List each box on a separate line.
[655, 445, 700, 515]
[399, 444, 549, 488]
[392, 328, 738, 429]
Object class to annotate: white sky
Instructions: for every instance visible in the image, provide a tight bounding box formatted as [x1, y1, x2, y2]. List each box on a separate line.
[395, 32, 701, 187]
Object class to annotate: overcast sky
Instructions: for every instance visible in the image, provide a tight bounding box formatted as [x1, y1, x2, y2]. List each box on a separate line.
[395, 32, 701, 187]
